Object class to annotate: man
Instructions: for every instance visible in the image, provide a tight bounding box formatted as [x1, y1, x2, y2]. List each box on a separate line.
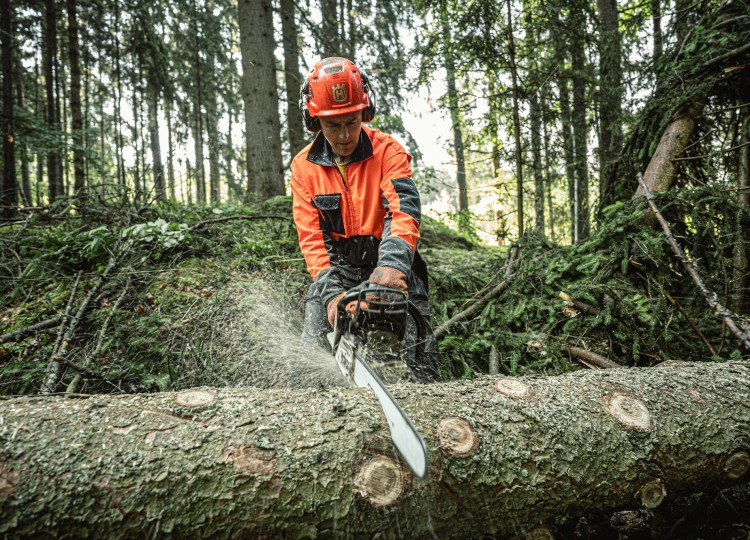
[291, 57, 438, 382]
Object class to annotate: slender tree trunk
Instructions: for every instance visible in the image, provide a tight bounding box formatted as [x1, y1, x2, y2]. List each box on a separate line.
[507, 0, 524, 237]
[439, 2, 468, 218]
[652, 0, 663, 76]
[97, 52, 106, 186]
[280, 0, 306, 157]
[148, 84, 164, 200]
[346, 0, 355, 59]
[1, 362, 748, 537]
[192, 1, 206, 204]
[57, 35, 67, 197]
[530, 89, 545, 235]
[66, 0, 85, 194]
[1, 0, 17, 218]
[44, 0, 61, 201]
[193, 105, 206, 204]
[16, 75, 31, 206]
[82, 28, 90, 188]
[238, 0, 284, 198]
[570, 6, 590, 240]
[132, 76, 141, 204]
[166, 100, 175, 200]
[557, 71, 577, 243]
[113, 3, 125, 192]
[206, 98, 221, 205]
[487, 72, 501, 183]
[542, 100, 556, 242]
[596, 0, 624, 210]
[319, 0, 339, 56]
[674, 0, 690, 49]
[732, 111, 750, 313]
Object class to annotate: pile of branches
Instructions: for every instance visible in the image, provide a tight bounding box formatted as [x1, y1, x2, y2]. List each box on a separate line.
[428, 187, 750, 378]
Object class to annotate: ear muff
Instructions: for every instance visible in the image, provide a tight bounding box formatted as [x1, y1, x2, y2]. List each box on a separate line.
[360, 72, 376, 123]
[299, 79, 321, 132]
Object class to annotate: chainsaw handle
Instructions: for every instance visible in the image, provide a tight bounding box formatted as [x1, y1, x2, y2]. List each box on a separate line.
[331, 284, 408, 353]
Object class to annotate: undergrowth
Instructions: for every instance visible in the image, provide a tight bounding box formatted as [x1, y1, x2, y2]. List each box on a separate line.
[1, 186, 748, 395]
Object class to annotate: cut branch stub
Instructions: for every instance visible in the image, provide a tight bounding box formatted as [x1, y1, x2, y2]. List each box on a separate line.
[223, 445, 276, 475]
[175, 389, 216, 408]
[0, 465, 18, 499]
[436, 416, 479, 457]
[525, 526, 554, 540]
[637, 479, 666, 508]
[354, 456, 407, 508]
[602, 391, 654, 432]
[724, 450, 750, 480]
[494, 378, 535, 400]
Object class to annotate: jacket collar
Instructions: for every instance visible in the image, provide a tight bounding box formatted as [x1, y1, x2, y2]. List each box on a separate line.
[306, 128, 373, 167]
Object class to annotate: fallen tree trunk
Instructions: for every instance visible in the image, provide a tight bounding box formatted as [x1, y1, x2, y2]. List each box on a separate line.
[1, 362, 749, 538]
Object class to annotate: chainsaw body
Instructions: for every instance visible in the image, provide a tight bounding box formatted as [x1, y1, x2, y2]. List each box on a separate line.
[328, 285, 428, 478]
[330, 285, 413, 384]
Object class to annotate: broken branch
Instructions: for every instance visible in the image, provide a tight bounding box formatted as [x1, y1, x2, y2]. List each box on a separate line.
[637, 174, 750, 352]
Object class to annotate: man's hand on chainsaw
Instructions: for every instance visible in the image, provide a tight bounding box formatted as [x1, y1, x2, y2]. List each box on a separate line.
[369, 266, 408, 291]
[327, 292, 364, 327]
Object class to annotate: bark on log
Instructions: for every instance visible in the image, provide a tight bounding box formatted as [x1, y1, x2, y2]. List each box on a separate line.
[1, 362, 749, 538]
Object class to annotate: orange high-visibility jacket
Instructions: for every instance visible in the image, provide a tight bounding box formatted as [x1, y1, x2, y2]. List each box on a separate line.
[291, 126, 421, 307]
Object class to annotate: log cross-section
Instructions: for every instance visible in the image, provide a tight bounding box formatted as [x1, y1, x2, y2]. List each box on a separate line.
[1, 362, 749, 538]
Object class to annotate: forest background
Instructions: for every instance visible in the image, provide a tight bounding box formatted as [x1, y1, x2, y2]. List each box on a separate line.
[0, 0, 749, 393]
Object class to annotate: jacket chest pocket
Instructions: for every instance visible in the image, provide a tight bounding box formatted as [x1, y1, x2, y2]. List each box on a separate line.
[315, 194, 346, 234]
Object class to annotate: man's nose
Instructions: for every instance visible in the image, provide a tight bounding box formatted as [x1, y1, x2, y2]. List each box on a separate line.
[338, 128, 349, 141]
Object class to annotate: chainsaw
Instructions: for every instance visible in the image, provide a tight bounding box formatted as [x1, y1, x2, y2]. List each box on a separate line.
[328, 285, 429, 479]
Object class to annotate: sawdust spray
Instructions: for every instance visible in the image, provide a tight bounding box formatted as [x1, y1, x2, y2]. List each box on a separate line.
[180, 278, 346, 389]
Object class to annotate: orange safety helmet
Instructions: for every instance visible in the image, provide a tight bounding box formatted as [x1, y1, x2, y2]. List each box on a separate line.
[299, 57, 376, 132]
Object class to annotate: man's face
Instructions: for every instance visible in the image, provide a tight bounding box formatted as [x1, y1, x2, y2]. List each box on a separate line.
[319, 110, 363, 161]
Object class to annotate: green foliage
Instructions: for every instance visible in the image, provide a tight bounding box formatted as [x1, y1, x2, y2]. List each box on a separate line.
[428, 190, 750, 378]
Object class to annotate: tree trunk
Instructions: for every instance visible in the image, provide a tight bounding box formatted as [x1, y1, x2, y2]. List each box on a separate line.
[634, 99, 705, 196]
[192, 3, 206, 205]
[542, 99, 556, 242]
[113, 2, 125, 191]
[440, 1, 468, 218]
[319, 0, 339, 57]
[507, 0, 524, 238]
[206, 97, 221, 205]
[280, 0, 306, 158]
[238, 0, 284, 198]
[732, 111, 750, 313]
[66, 0, 85, 194]
[1, 0, 17, 218]
[43, 0, 61, 201]
[166, 99, 176, 200]
[530, 87, 545, 235]
[147, 83, 164, 200]
[558, 73, 577, 243]
[16, 74, 31, 206]
[570, 6, 590, 240]
[652, 0, 663, 79]
[131, 76, 142, 204]
[596, 0, 624, 209]
[1, 362, 748, 537]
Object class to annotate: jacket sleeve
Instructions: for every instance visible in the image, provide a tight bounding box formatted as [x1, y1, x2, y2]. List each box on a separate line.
[290, 160, 346, 308]
[377, 140, 420, 276]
